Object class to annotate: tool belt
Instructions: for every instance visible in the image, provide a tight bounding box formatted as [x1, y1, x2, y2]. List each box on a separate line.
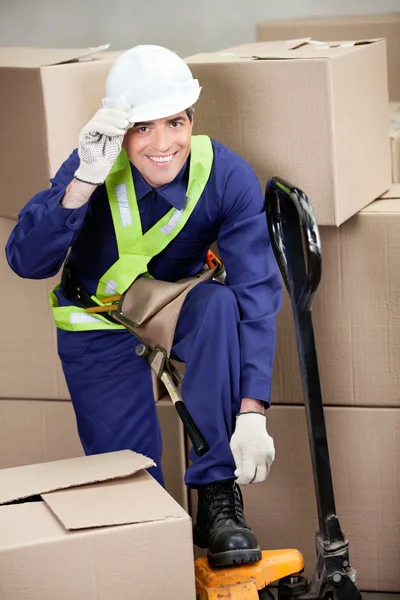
[61, 250, 225, 357]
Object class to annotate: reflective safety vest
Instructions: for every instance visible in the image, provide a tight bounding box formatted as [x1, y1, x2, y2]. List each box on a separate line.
[49, 135, 214, 332]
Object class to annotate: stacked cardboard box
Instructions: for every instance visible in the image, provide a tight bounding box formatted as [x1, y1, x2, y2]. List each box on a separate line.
[186, 40, 399, 592]
[0, 45, 195, 598]
[256, 14, 400, 184]
[0, 48, 189, 508]
[240, 193, 400, 592]
[1, 37, 399, 595]
[186, 38, 391, 226]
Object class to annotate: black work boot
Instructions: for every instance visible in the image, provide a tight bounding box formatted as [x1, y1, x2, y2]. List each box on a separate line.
[193, 480, 262, 568]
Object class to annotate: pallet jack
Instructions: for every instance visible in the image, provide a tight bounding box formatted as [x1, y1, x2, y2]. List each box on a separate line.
[194, 177, 363, 599]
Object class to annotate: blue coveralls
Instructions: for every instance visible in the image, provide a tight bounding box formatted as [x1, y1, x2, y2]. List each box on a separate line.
[5, 140, 282, 488]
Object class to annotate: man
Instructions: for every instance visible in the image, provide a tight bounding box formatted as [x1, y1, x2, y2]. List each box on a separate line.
[5, 45, 282, 568]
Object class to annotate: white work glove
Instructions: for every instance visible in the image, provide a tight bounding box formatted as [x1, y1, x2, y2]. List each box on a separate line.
[74, 107, 131, 186]
[230, 412, 275, 485]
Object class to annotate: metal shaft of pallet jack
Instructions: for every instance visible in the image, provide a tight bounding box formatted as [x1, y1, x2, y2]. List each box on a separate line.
[294, 309, 337, 540]
[161, 371, 210, 457]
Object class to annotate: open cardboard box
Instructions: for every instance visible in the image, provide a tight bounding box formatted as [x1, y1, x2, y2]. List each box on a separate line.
[0, 450, 196, 599]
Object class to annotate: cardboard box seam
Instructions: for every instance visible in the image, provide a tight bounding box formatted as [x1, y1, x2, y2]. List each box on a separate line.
[40, 400, 49, 462]
[35, 68, 52, 195]
[339, 225, 356, 406]
[0, 397, 70, 402]
[327, 58, 339, 223]
[270, 403, 400, 411]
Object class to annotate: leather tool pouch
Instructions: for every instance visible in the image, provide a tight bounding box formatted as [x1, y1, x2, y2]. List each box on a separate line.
[112, 267, 218, 356]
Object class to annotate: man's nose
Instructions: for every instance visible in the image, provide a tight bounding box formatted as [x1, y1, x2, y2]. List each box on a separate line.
[153, 128, 172, 153]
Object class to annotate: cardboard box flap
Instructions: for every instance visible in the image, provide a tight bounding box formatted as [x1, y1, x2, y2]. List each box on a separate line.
[377, 184, 400, 200]
[186, 38, 383, 63]
[0, 44, 110, 68]
[0, 450, 155, 505]
[361, 197, 400, 213]
[284, 37, 382, 49]
[237, 38, 384, 59]
[42, 470, 186, 531]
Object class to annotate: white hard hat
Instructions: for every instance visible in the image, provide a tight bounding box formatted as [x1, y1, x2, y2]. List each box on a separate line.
[104, 45, 201, 124]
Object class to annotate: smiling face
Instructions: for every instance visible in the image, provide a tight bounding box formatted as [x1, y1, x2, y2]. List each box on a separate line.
[123, 110, 193, 188]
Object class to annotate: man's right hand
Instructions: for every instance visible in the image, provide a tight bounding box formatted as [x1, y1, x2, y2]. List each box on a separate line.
[74, 107, 131, 186]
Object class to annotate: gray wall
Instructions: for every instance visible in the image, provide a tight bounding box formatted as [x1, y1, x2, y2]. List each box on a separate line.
[0, 0, 399, 57]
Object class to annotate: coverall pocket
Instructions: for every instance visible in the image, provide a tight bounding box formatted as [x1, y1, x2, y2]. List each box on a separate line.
[57, 328, 129, 363]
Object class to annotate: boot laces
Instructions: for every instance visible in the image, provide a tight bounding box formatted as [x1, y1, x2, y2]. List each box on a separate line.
[206, 482, 245, 526]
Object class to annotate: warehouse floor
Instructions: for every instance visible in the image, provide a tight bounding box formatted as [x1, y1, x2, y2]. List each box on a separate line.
[363, 595, 400, 599]
[269, 591, 399, 599]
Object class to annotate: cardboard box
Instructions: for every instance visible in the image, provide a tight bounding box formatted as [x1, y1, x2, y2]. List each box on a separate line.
[270, 197, 400, 407]
[256, 13, 400, 100]
[0, 451, 196, 599]
[0, 217, 68, 400]
[210, 193, 400, 407]
[390, 103, 400, 182]
[186, 39, 391, 226]
[2, 217, 184, 406]
[244, 406, 400, 593]
[0, 399, 84, 468]
[0, 45, 122, 220]
[156, 400, 189, 510]
[0, 398, 190, 510]
[190, 405, 400, 592]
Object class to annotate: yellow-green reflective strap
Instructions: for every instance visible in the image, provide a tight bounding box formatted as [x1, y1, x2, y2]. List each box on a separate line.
[97, 135, 213, 298]
[49, 285, 124, 331]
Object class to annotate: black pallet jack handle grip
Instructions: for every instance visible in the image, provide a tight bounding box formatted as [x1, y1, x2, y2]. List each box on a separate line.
[265, 177, 321, 314]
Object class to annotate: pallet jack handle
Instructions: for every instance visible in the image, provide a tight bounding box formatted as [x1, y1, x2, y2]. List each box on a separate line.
[265, 177, 321, 312]
[265, 177, 362, 600]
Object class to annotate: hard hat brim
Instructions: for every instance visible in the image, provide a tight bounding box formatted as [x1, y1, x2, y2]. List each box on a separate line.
[120, 81, 201, 125]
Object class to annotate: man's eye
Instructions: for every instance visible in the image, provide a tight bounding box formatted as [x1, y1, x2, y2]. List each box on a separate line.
[171, 121, 181, 128]
[139, 127, 148, 133]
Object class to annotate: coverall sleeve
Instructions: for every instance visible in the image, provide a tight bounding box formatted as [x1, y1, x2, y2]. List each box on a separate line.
[217, 163, 282, 406]
[5, 149, 90, 279]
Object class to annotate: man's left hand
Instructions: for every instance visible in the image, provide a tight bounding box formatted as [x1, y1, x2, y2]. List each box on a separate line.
[230, 411, 275, 485]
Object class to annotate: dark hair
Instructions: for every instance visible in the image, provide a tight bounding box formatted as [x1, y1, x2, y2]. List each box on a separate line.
[185, 106, 194, 121]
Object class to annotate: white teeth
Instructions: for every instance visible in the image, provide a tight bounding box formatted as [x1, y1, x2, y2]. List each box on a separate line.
[148, 154, 174, 163]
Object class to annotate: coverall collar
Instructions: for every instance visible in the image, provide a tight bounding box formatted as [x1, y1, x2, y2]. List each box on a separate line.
[130, 155, 190, 210]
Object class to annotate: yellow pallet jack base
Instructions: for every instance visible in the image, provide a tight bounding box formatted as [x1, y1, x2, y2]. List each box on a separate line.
[195, 548, 304, 599]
